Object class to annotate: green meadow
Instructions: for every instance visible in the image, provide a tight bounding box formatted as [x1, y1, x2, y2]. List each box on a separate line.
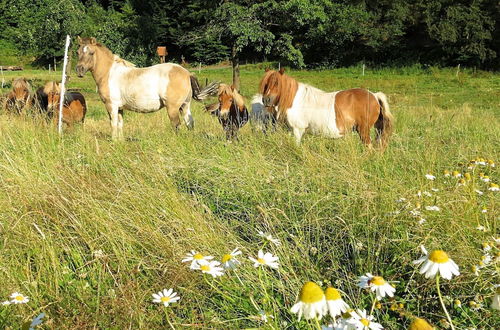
[0, 65, 499, 329]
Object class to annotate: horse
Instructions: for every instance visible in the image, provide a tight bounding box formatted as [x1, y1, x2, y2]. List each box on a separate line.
[250, 94, 276, 133]
[3, 78, 32, 114]
[259, 68, 394, 147]
[75, 37, 218, 140]
[205, 84, 249, 140]
[44, 82, 87, 127]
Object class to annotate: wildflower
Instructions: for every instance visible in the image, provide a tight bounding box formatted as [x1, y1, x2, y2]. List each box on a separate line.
[454, 299, 462, 308]
[488, 183, 499, 191]
[346, 309, 383, 330]
[93, 249, 105, 258]
[257, 310, 274, 322]
[152, 288, 180, 307]
[464, 173, 471, 181]
[475, 189, 484, 195]
[418, 217, 426, 225]
[488, 159, 495, 167]
[476, 225, 487, 232]
[443, 170, 451, 177]
[492, 285, 500, 311]
[471, 265, 480, 276]
[257, 231, 281, 246]
[29, 313, 45, 330]
[413, 246, 460, 280]
[249, 250, 279, 269]
[325, 287, 349, 318]
[481, 254, 492, 265]
[409, 317, 433, 330]
[431, 188, 439, 192]
[221, 248, 242, 269]
[468, 300, 481, 310]
[416, 190, 422, 197]
[477, 159, 487, 166]
[193, 260, 224, 277]
[457, 179, 466, 186]
[452, 171, 462, 178]
[425, 174, 436, 180]
[480, 176, 490, 182]
[358, 273, 395, 300]
[482, 243, 492, 252]
[425, 205, 440, 212]
[481, 208, 487, 214]
[290, 282, 327, 320]
[423, 191, 432, 197]
[1, 300, 10, 306]
[396, 197, 407, 203]
[10, 292, 29, 304]
[182, 251, 214, 269]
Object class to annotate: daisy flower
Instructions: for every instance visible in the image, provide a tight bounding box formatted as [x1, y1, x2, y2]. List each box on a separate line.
[476, 225, 487, 232]
[395, 197, 407, 203]
[464, 173, 472, 181]
[413, 245, 460, 280]
[193, 260, 224, 277]
[471, 265, 480, 276]
[418, 217, 426, 225]
[10, 292, 29, 304]
[257, 310, 274, 322]
[325, 287, 349, 318]
[182, 251, 214, 269]
[425, 205, 440, 212]
[431, 188, 439, 192]
[290, 282, 327, 320]
[249, 250, 279, 269]
[408, 317, 433, 330]
[443, 170, 451, 177]
[152, 289, 180, 307]
[452, 171, 462, 178]
[346, 309, 383, 330]
[481, 176, 490, 182]
[425, 174, 436, 180]
[488, 159, 495, 167]
[29, 313, 45, 330]
[475, 189, 484, 195]
[492, 285, 500, 311]
[454, 299, 462, 308]
[221, 248, 242, 269]
[1, 300, 10, 306]
[457, 179, 466, 186]
[488, 183, 499, 191]
[257, 231, 281, 246]
[358, 273, 395, 300]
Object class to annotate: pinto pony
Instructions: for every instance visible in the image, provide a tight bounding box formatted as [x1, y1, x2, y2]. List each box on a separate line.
[3, 78, 32, 114]
[206, 84, 249, 140]
[44, 82, 87, 126]
[75, 37, 218, 140]
[259, 68, 394, 147]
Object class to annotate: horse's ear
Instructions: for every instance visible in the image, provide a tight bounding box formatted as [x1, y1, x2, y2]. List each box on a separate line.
[230, 85, 235, 92]
[279, 67, 285, 75]
[90, 37, 97, 45]
[265, 67, 270, 72]
[77, 36, 82, 44]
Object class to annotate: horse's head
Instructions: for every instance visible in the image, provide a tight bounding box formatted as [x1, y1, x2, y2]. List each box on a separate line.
[259, 68, 286, 112]
[217, 84, 237, 119]
[11, 78, 31, 110]
[44, 82, 61, 113]
[76, 36, 98, 77]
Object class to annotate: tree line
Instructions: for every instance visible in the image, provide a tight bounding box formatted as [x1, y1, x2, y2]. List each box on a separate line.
[1, 0, 499, 70]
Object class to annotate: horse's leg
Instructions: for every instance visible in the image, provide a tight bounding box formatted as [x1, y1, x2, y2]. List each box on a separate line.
[105, 102, 120, 140]
[166, 100, 182, 130]
[181, 101, 194, 129]
[117, 109, 124, 140]
[358, 123, 373, 148]
[293, 127, 305, 145]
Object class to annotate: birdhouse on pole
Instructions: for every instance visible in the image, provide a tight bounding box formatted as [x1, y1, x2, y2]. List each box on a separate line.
[157, 46, 167, 63]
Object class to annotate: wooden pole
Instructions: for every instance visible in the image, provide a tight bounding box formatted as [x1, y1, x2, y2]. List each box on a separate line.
[58, 35, 71, 134]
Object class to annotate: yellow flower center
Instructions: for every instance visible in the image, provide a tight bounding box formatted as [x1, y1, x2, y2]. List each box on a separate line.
[257, 258, 266, 264]
[15, 296, 23, 301]
[161, 296, 170, 303]
[298, 282, 324, 303]
[222, 254, 232, 263]
[429, 250, 449, 263]
[464, 173, 471, 180]
[409, 318, 433, 330]
[200, 265, 210, 271]
[193, 253, 204, 260]
[370, 276, 386, 286]
[452, 171, 460, 176]
[325, 287, 341, 301]
[360, 318, 370, 326]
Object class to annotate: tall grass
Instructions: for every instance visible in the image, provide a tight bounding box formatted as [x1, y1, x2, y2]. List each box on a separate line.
[0, 66, 499, 328]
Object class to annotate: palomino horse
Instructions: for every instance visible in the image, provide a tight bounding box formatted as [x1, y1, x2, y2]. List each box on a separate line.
[259, 68, 394, 147]
[44, 82, 87, 126]
[206, 84, 249, 140]
[3, 78, 32, 114]
[75, 37, 218, 140]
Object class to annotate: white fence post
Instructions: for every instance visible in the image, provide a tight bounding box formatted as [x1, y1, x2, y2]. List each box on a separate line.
[58, 35, 71, 134]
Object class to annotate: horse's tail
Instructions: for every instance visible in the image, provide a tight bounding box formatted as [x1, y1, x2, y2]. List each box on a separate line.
[374, 92, 394, 148]
[190, 76, 219, 101]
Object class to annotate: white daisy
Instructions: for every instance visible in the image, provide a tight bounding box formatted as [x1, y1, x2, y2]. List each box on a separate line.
[10, 292, 29, 304]
[452, 171, 462, 178]
[475, 189, 484, 195]
[358, 273, 395, 300]
[257, 231, 281, 246]
[347, 309, 383, 330]
[152, 288, 180, 307]
[481, 208, 487, 214]
[182, 250, 214, 269]
[1, 300, 10, 306]
[249, 250, 279, 269]
[488, 183, 499, 191]
[193, 260, 224, 277]
[425, 205, 440, 212]
[443, 170, 451, 177]
[425, 174, 436, 180]
[476, 225, 487, 232]
[431, 188, 439, 192]
[395, 197, 407, 203]
[488, 160, 495, 167]
[413, 245, 460, 280]
[325, 287, 349, 318]
[290, 282, 327, 320]
[221, 248, 242, 269]
[423, 191, 432, 197]
[29, 313, 45, 330]
[481, 176, 491, 182]
[418, 217, 426, 225]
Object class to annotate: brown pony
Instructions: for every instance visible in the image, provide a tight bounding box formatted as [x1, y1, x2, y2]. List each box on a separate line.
[259, 68, 394, 147]
[45, 82, 87, 127]
[206, 84, 249, 140]
[3, 78, 32, 114]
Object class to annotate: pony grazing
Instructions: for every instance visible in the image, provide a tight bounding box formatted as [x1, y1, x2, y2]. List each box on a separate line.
[206, 84, 249, 140]
[259, 68, 394, 147]
[44, 82, 87, 127]
[3, 78, 32, 114]
[75, 37, 218, 140]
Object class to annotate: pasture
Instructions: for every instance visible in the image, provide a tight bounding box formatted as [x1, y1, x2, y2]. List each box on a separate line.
[0, 65, 499, 329]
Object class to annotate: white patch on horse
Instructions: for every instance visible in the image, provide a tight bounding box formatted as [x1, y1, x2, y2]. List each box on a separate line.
[83, 46, 88, 53]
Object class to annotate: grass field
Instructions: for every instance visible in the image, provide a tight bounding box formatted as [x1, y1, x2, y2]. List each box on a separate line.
[0, 64, 499, 329]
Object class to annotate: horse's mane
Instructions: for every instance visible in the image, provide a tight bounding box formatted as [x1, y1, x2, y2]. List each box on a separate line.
[80, 37, 136, 67]
[12, 78, 31, 91]
[43, 81, 60, 94]
[218, 84, 245, 108]
[113, 55, 136, 68]
[258, 70, 298, 118]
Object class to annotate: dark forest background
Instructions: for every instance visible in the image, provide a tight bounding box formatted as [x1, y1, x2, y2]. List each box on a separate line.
[1, 0, 499, 69]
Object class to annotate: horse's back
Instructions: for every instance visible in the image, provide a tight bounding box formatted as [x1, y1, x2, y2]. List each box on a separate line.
[63, 92, 87, 123]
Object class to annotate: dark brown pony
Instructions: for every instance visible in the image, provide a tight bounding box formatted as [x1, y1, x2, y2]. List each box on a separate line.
[45, 82, 87, 126]
[3, 78, 32, 114]
[206, 84, 249, 140]
[259, 68, 394, 147]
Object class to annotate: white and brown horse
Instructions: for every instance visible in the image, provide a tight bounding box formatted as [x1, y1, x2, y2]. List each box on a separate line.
[75, 37, 218, 139]
[206, 84, 249, 140]
[3, 78, 32, 114]
[259, 68, 394, 147]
